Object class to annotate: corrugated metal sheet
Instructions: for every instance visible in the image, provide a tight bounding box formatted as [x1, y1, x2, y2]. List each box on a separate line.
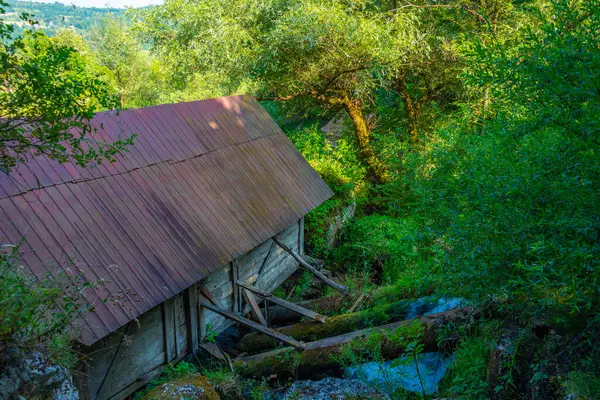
[0, 95, 333, 345]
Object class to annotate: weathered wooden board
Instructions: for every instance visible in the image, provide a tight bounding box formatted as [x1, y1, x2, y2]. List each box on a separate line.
[82, 220, 302, 400]
[86, 304, 166, 400]
[186, 284, 199, 352]
[200, 301, 305, 350]
[200, 222, 300, 332]
[242, 288, 268, 325]
[175, 293, 188, 358]
[237, 282, 326, 323]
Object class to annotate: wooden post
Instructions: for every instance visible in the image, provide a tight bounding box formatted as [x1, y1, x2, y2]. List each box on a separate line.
[242, 288, 268, 326]
[163, 298, 175, 362]
[299, 217, 305, 256]
[273, 237, 350, 296]
[264, 299, 270, 328]
[199, 302, 206, 341]
[232, 260, 240, 314]
[185, 284, 199, 352]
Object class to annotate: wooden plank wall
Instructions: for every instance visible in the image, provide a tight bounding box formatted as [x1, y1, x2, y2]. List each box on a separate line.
[199, 221, 300, 333]
[83, 220, 303, 400]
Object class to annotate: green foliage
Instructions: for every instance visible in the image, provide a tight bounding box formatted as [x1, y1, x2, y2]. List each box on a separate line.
[87, 14, 167, 108]
[0, 248, 99, 371]
[1, 1, 125, 37]
[133, 361, 199, 400]
[293, 270, 314, 299]
[3, 0, 600, 397]
[253, 0, 425, 99]
[334, 323, 427, 398]
[0, 1, 133, 172]
[201, 367, 244, 399]
[562, 371, 600, 400]
[333, 215, 440, 288]
[288, 123, 365, 257]
[372, 0, 600, 322]
[467, 0, 600, 140]
[440, 335, 493, 399]
[204, 323, 218, 343]
[288, 124, 366, 190]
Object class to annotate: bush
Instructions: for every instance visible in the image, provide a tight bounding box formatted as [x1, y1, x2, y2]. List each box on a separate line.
[563, 371, 600, 400]
[333, 215, 441, 288]
[440, 335, 493, 399]
[288, 123, 366, 193]
[371, 0, 600, 322]
[288, 124, 366, 258]
[0, 248, 93, 371]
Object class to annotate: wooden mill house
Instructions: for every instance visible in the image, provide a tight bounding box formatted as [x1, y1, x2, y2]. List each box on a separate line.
[0, 96, 341, 399]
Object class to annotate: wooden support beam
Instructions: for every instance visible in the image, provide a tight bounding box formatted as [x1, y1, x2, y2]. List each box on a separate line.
[199, 301, 206, 341]
[299, 217, 305, 256]
[185, 284, 199, 352]
[232, 260, 240, 314]
[237, 281, 326, 323]
[163, 298, 175, 362]
[242, 288, 268, 326]
[199, 284, 218, 306]
[264, 298, 271, 328]
[273, 237, 350, 296]
[200, 301, 306, 350]
[199, 342, 226, 361]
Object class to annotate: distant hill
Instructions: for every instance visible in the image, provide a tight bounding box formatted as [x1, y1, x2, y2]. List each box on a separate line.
[1, 1, 125, 36]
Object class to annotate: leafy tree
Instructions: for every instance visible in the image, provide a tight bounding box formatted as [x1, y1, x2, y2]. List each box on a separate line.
[87, 14, 167, 108]
[254, 0, 426, 183]
[136, 0, 427, 183]
[0, 1, 133, 173]
[384, 0, 522, 142]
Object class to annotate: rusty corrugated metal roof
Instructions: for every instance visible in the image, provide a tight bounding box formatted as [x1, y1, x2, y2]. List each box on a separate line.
[0, 95, 333, 345]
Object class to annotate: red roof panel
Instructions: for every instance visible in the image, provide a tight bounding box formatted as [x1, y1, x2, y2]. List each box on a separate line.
[0, 95, 333, 345]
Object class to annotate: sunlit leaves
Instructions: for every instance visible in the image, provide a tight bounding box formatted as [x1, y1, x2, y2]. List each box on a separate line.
[0, 1, 132, 172]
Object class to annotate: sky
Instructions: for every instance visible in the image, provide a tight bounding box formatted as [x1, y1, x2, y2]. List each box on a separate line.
[35, 0, 163, 8]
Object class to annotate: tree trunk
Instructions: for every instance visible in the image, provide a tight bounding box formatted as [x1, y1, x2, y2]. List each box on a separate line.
[396, 73, 420, 144]
[342, 99, 387, 184]
[234, 307, 476, 380]
[239, 298, 437, 353]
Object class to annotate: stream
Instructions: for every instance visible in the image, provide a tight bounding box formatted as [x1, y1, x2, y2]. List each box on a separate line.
[282, 296, 465, 398]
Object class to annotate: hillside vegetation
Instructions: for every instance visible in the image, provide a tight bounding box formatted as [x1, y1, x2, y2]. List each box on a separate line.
[1, 0, 599, 398]
[1, 1, 124, 36]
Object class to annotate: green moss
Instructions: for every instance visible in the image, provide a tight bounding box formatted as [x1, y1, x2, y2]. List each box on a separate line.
[134, 362, 199, 400]
[140, 375, 219, 400]
[239, 299, 426, 353]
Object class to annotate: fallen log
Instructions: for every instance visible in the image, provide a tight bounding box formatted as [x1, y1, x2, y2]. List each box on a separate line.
[239, 298, 437, 353]
[234, 307, 475, 380]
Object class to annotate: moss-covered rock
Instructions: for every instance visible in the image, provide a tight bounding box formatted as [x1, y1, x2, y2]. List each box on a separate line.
[140, 375, 219, 400]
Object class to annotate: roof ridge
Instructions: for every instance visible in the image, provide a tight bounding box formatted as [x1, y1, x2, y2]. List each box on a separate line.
[0, 130, 277, 201]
